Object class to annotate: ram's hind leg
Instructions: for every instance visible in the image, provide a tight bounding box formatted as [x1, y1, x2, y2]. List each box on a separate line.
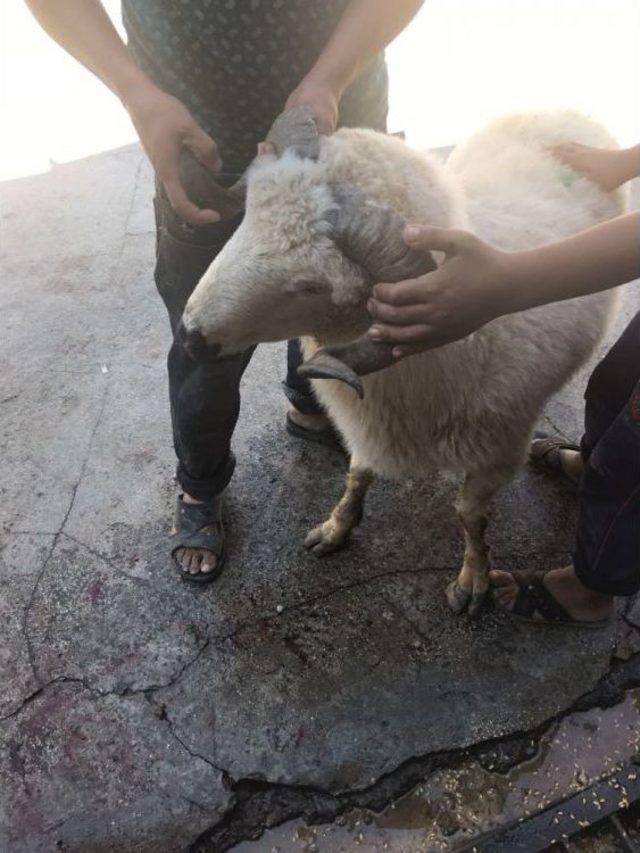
[305, 462, 375, 557]
[447, 468, 513, 618]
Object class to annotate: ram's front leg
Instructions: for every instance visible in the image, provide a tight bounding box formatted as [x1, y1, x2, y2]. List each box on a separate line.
[305, 463, 375, 557]
[446, 469, 512, 618]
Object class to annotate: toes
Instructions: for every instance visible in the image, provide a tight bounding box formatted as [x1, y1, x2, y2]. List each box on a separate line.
[493, 588, 517, 612]
[200, 555, 217, 574]
[175, 548, 190, 573]
[188, 551, 203, 574]
[446, 580, 472, 614]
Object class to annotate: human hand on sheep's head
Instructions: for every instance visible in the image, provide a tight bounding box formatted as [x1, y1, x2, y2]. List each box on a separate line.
[366, 226, 514, 358]
[123, 81, 223, 226]
[285, 77, 339, 135]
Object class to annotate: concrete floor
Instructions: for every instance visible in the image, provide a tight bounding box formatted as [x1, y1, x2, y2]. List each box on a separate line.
[0, 145, 639, 852]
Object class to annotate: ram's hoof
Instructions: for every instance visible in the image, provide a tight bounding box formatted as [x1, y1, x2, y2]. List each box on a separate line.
[304, 524, 349, 558]
[468, 590, 491, 619]
[446, 580, 491, 618]
[446, 580, 472, 614]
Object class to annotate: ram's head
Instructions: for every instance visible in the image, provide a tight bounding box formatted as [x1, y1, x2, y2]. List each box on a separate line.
[180, 107, 436, 397]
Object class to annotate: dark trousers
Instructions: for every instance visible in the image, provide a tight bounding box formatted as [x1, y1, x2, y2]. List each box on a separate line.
[153, 181, 318, 500]
[574, 311, 640, 596]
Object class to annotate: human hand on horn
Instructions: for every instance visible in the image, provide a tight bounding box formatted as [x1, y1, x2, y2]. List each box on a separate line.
[366, 225, 515, 358]
[124, 82, 222, 226]
[285, 77, 339, 135]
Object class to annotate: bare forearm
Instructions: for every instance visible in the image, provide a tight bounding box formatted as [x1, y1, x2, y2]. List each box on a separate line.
[25, 0, 223, 225]
[619, 145, 640, 185]
[507, 212, 640, 313]
[309, 0, 424, 96]
[25, 0, 152, 103]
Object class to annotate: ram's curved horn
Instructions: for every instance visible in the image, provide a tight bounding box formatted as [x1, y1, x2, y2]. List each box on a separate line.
[297, 335, 391, 400]
[264, 104, 320, 160]
[327, 185, 437, 282]
[298, 185, 437, 395]
[178, 106, 320, 221]
[178, 154, 247, 220]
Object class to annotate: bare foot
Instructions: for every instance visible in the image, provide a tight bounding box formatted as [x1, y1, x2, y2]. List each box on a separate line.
[490, 565, 613, 623]
[550, 142, 636, 193]
[557, 447, 584, 483]
[172, 492, 219, 577]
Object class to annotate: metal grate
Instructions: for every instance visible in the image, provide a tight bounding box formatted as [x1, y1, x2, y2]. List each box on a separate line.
[458, 759, 640, 852]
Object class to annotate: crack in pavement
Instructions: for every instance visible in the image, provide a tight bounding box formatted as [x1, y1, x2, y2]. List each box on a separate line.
[0, 638, 212, 723]
[3, 565, 443, 724]
[542, 413, 574, 443]
[0, 631, 210, 722]
[155, 699, 227, 778]
[188, 652, 640, 853]
[20, 383, 111, 685]
[209, 563, 455, 647]
[3, 618, 639, 850]
[5, 551, 614, 723]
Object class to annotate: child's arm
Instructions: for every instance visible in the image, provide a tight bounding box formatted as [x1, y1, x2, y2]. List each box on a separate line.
[367, 212, 640, 357]
[552, 143, 640, 192]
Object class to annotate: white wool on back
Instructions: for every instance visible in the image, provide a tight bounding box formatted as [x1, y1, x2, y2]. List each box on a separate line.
[303, 110, 625, 480]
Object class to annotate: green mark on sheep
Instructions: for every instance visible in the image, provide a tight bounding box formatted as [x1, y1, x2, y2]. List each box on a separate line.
[560, 168, 578, 189]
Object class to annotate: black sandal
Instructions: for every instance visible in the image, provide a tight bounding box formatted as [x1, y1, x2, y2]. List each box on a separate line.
[171, 494, 225, 585]
[499, 570, 612, 629]
[529, 433, 581, 483]
[286, 412, 345, 453]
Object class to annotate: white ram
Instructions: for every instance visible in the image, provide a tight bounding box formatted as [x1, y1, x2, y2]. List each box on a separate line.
[182, 107, 624, 616]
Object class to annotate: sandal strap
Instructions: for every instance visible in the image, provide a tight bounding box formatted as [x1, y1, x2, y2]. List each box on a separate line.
[172, 494, 224, 559]
[174, 494, 222, 535]
[171, 529, 223, 557]
[511, 571, 572, 623]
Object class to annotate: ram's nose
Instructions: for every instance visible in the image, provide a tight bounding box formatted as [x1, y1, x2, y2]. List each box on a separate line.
[176, 320, 222, 362]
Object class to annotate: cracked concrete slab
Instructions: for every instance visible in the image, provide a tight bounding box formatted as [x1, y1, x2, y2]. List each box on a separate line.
[235, 684, 640, 852]
[156, 571, 613, 793]
[1, 146, 639, 850]
[0, 682, 232, 853]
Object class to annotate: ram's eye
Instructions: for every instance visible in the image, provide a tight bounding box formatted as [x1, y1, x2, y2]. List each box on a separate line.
[286, 279, 328, 296]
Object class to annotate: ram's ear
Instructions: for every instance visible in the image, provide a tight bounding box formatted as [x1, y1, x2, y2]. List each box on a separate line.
[284, 278, 330, 296]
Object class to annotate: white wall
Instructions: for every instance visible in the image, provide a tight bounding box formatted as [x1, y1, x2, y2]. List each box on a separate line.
[1, 0, 639, 180]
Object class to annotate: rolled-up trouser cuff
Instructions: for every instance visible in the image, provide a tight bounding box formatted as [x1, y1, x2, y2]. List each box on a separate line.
[573, 555, 640, 597]
[176, 452, 236, 501]
[281, 380, 323, 416]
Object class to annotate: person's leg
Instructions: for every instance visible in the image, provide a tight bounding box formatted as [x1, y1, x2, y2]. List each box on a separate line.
[493, 312, 640, 621]
[537, 313, 640, 483]
[573, 376, 640, 597]
[582, 312, 640, 459]
[154, 180, 251, 576]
